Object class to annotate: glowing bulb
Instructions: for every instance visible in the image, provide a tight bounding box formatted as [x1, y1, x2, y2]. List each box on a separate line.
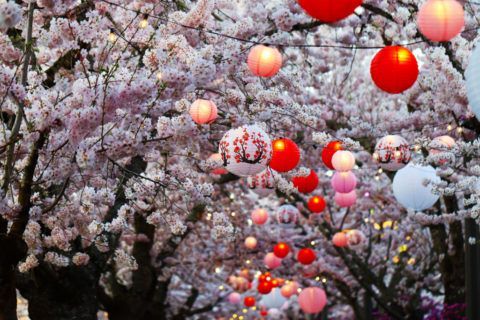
[108, 32, 117, 42]
[447, 124, 453, 131]
[139, 19, 148, 28]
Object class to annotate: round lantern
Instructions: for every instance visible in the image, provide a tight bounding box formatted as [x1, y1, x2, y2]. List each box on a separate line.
[229, 276, 250, 292]
[297, 248, 316, 265]
[392, 164, 440, 211]
[228, 292, 241, 304]
[276, 204, 299, 225]
[322, 141, 343, 169]
[269, 138, 300, 172]
[245, 236, 257, 249]
[297, 0, 363, 23]
[298, 287, 327, 314]
[264, 252, 282, 269]
[208, 153, 228, 175]
[189, 99, 218, 124]
[370, 46, 419, 94]
[331, 171, 357, 193]
[429, 135, 456, 165]
[466, 43, 480, 120]
[244, 296, 256, 307]
[281, 282, 299, 298]
[418, 0, 464, 42]
[258, 281, 273, 295]
[292, 170, 319, 194]
[332, 151, 355, 172]
[247, 168, 276, 197]
[259, 288, 288, 309]
[373, 135, 411, 171]
[307, 196, 326, 213]
[247, 45, 282, 77]
[251, 208, 269, 225]
[346, 230, 366, 249]
[219, 124, 272, 177]
[273, 242, 290, 258]
[332, 232, 348, 247]
[334, 190, 357, 207]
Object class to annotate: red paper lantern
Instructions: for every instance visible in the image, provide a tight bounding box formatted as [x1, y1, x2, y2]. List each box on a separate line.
[370, 46, 419, 94]
[307, 196, 326, 213]
[269, 138, 300, 172]
[273, 242, 290, 258]
[292, 170, 319, 194]
[297, 248, 316, 265]
[259, 272, 271, 283]
[244, 296, 256, 307]
[322, 141, 342, 169]
[297, 0, 363, 23]
[258, 281, 273, 295]
[260, 309, 268, 316]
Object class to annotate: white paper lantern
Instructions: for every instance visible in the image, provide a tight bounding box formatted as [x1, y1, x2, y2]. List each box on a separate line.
[373, 135, 411, 171]
[466, 43, 480, 120]
[331, 150, 355, 172]
[259, 288, 288, 310]
[219, 124, 272, 177]
[247, 168, 276, 197]
[276, 204, 299, 225]
[392, 164, 441, 211]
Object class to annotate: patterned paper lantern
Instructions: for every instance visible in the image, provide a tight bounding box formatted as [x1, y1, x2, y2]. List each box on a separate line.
[370, 46, 419, 94]
[297, 0, 363, 23]
[307, 196, 326, 213]
[373, 135, 411, 171]
[247, 45, 282, 77]
[298, 287, 327, 314]
[297, 248, 316, 265]
[332, 151, 355, 172]
[244, 236, 257, 249]
[219, 124, 272, 177]
[346, 230, 366, 249]
[251, 208, 269, 225]
[332, 232, 348, 247]
[189, 99, 218, 124]
[228, 292, 241, 304]
[292, 170, 319, 194]
[418, 0, 464, 42]
[331, 171, 357, 193]
[273, 242, 290, 258]
[244, 296, 256, 307]
[466, 43, 480, 120]
[429, 135, 456, 165]
[247, 168, 276, 197]
[258, 281, 273, 295]
[392, 164, 441, 211]
[264, 252, 283, 269]
[269, 138, 300, 172]
[334, 190, 357, 207]
[276, 204, 299, 225]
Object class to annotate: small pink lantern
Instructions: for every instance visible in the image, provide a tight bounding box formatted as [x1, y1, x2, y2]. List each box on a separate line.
[331, 150, 355, 172]
[281, 281, 299, 298]
[247, 45, 283, 77]
[346, 230, 366, 249]
[298, 287, 327, 314]
[228, 292, 241, 304]
[334, 190, 357, 207]
[264, 252, 282, 269]
[331, 171, 357, 193]
[251, 208, 269, 225]
[332, 232, 348, 247]
[189, 99, 218, 124]
[417, 0, 464, 42]
[244, 236, 257, 249]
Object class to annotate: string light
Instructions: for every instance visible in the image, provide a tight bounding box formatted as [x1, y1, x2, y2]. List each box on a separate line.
[447, 124, 453, 131]
[139, 19, 148, 28]
[108, 32, 117, 42]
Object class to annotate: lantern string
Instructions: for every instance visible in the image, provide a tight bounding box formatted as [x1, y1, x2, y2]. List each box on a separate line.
[99, 0, 480, 50]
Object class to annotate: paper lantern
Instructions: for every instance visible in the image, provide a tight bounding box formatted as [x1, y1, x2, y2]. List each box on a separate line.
[334, 190, 357, 207]
[229, 276, 250, 292]
[297, 248, 316, 265]
[392, 164, 441, 211]
[258, 281, 273, 295]
[297, 0, 363, 23]
[269, 138, 300, 172]
[370, 46, 419, 94]
[208, 153, 228, 175]
[247, 45, 282, 77]
[307, 196, 326, 213]
[189, 99, 218, 124]
[332, 232, 348, 247]
[244, 296, 256, 307]
[298, 287, 327, 314]
[276, 204, 299, 225]
[258, 272, 271, 283]
[247, 168, 276, 197]
[264, 252, 282, 269]
[373, 135, 411, 171]
[260, 309, 268, 316]
[418, 0, 464, 42]
[281, 282, 299, 298]
[273, 242, 290, 258]
[466, 44, 480, 120]
[331, 171, 357, 193]
[228, 292, 241, 304]
[322, 141, 343, 170]
[219, 124, 272, 177]
[260, 288, 288, 309]
[332, 151, 355, 172]
[292, 170, 319, 194]
[244, 236, 257, 249]
[346, 230, 365, 249]
[429, 135, 456, 165]
[251, 208, 269, 225]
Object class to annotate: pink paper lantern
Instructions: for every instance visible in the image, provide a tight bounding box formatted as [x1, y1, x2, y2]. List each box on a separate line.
[332, 232, 348, 247]
[331, 171, 357, 193]
[189, 99, 218, 124]
[251, 208, 269, 225]
[298, 287, 327, 314]
[334, 190, 357, 207]
[264, 252, 282, 269]
[247, 45, 283, 77]
[228, 292, 241, 304]
[244, 236, 257, 249]
[346, 229, 366, 249]
[417, 0, 464, 42]
[281, 281, 299, 298]
[331, 150, 355, 172]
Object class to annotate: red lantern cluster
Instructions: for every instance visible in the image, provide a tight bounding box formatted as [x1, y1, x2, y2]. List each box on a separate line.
[322, 141, 342, 169]
[269, 138, 300, 172]
[257, 272, 282, 295]
[297, 248, 316, 265]
[273, 242, 290, 258]
[292, 169, 319, 194]
[244, 296, 256, 307]
[308, 196, 326, 213]
[297, 0, 363, 23]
